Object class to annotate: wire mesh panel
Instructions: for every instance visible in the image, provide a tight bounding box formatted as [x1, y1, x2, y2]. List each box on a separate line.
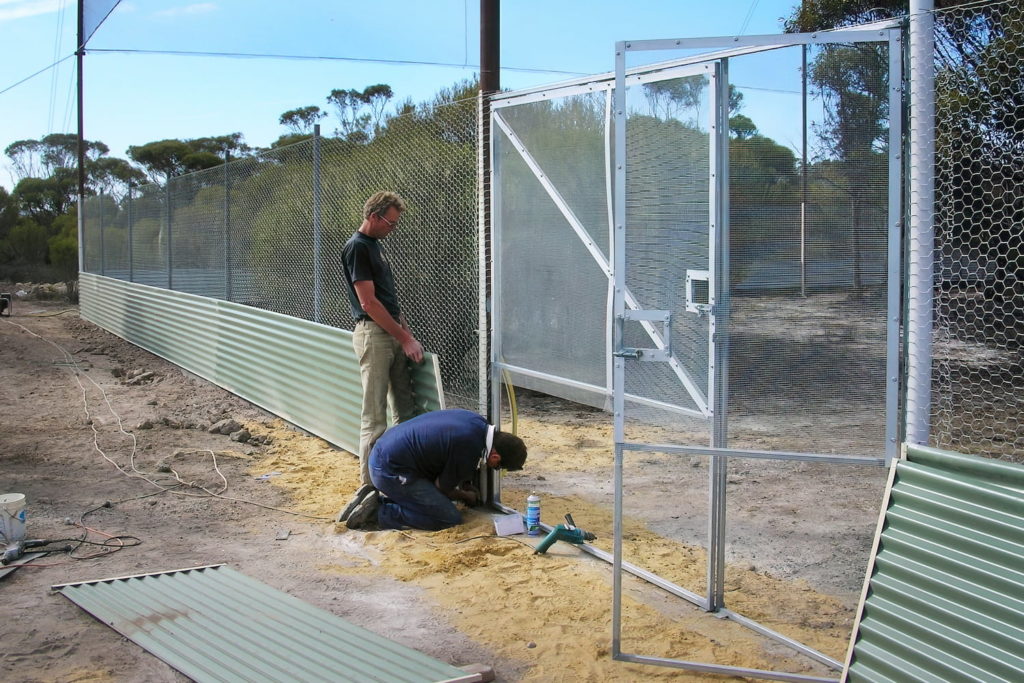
[928, 1, 1024, 460]
[494, 90, 613, 408]
[81, 194, 102, 274]
[100, 191, 131, 280]
[130, 184, 168, 288]
[228, 144, 316, 317]
[725, 42, 891, 458]
[622, 67, 715, 438]
[79, 96, 481, 411]
[169, 167, 228, 298]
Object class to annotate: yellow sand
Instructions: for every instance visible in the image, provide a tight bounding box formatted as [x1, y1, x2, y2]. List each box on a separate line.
[253, 419, 851, 681]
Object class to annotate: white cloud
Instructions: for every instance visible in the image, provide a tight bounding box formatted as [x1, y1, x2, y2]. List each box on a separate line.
[154, 3, 216, 18]
[0, 0, 63, 22]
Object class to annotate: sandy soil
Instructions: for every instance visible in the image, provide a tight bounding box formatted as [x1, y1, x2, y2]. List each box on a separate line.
[0, 297, 890, 682]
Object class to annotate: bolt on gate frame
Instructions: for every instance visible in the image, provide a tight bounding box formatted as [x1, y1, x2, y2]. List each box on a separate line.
[492, 22, 903, 683]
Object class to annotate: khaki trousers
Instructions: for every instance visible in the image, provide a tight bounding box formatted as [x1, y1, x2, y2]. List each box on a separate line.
[352, 320, 418, 485]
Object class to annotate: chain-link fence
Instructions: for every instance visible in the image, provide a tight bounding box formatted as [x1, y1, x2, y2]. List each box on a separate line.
[928, 0, 1023, 460]
[81, 94, 482, 411]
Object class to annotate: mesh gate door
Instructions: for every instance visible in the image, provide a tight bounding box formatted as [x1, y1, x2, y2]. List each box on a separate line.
[492, 22, 903, 682]
[610, 28, 903, 682]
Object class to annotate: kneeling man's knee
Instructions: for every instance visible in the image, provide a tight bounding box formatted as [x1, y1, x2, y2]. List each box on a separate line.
[432, 507, 462, 530]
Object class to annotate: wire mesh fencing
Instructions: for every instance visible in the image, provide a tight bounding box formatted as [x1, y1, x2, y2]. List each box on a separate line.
[494, 36, 896, 459]
[81, 94, 482, 411]
[927, 0, 1024, 460]
[77, 3, 1024, 460]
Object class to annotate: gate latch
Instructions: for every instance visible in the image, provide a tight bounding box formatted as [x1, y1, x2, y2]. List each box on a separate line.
[686, 270, 713, 315]
[615, 310, 671, 362]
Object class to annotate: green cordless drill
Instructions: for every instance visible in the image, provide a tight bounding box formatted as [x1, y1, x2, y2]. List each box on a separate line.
[534, 514, 596, 554]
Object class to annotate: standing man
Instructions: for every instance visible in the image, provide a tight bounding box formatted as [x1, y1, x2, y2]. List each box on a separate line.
[344, 409, 528, 531]
[341, 191, 424, 499]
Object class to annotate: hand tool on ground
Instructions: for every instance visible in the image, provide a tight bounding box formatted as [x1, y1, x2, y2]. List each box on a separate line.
[534, 514, 596, 554]
[2, 539, 48, 565]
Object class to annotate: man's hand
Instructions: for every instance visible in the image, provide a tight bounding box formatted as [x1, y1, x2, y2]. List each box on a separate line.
[457, 481, 480, 506]
[402, 336, 424, 363]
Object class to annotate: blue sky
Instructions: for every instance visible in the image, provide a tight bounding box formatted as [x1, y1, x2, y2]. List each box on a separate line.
[0, 0, 806, 189]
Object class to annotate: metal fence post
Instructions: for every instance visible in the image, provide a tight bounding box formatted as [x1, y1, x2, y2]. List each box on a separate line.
[166, 181, 173, 290]
[224, 149, 232, 301]
[313, 124, 323, 323]
[99, 189, 106, 276]
[128, 185, 134, 282]
[906, 0, 936, 445]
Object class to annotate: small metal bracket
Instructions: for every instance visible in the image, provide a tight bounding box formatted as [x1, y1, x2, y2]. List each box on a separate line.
[616, 310, 671, 362]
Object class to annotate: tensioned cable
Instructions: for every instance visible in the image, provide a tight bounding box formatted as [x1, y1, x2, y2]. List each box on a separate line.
[738, 0, 761, 36]
[0, 54, 75, 97]
[0, 47, 584, 100]
[87, 47, 587, 76]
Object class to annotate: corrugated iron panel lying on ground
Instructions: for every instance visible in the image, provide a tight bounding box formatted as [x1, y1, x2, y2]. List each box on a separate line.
[844, 444, 1024, 682]
[55, 564, 480, 683]
[79, 272, 444, 456]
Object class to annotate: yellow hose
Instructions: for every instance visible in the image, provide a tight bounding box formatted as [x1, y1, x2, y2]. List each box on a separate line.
[501, 369, 518, 436]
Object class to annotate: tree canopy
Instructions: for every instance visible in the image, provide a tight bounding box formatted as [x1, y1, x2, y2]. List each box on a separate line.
[126, 136, 244, 183]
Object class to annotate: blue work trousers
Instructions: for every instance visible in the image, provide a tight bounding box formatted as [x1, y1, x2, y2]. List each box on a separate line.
[370, 466, 462, 531]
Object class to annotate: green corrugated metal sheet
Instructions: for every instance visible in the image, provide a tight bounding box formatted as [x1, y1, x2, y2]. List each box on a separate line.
[56, 565, 479, 683]
[844, 445, 1024, 682]
[79, 273, 444, 455]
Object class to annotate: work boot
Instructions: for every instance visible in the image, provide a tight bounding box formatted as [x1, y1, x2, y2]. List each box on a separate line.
[346, 491, 380, 530]
[336, 484, 375, 523]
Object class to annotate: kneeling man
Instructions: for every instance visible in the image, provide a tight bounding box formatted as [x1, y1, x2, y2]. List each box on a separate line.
[343, 409, 527, 530]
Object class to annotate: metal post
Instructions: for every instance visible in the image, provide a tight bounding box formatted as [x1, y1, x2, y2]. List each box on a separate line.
[906, 0, 935, 445]
[708, 59, 731, 612]
[486, 106, 503, 508]
[165, 182, 173, 290]
[611, 40, 628, 659]
[886, 30, 905, 466]
[603, 89, 615, 406]
[224, 149, 232, 300]
[800, 44, 808, 297]
[312, 124, 322, 323]
[481, 0, 500, 422]
[75, 0, 85, 276]
[481, 0, 501, 504]
[127, 185, 134, 282]
[99, 189, 105, 276]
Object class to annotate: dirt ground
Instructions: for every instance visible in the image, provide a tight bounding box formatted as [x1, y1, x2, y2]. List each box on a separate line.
[0, 296, 890, 682]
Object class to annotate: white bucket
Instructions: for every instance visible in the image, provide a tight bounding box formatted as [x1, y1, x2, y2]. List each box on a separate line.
[0, 493, 27, 544]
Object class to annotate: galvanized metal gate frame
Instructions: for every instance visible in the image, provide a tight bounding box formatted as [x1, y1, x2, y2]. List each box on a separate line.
[489, 60, 725, 593]
[490, 64, 713, 418]
[610, 28, 903, 682]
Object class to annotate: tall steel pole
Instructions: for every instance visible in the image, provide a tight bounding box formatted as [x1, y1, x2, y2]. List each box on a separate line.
[480, 0, 500, 504]
[76, 0, 85, 274]
[480, 0, 498, 414]
[906, 0, 935, 445]
[480, 0, 499, 95]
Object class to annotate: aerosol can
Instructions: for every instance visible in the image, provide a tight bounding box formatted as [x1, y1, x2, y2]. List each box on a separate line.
[525, 492, 541, 536]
